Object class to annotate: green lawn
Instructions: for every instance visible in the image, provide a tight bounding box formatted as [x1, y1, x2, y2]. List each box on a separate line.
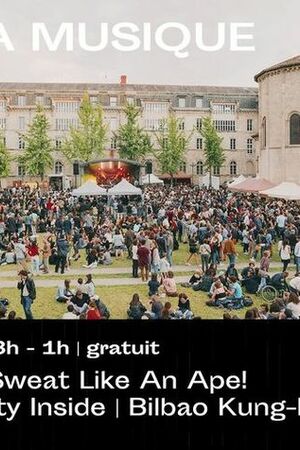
[2, 285, 264, 320]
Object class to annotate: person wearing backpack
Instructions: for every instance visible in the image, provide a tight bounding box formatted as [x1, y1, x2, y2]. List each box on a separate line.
[17, 270, 36, 320]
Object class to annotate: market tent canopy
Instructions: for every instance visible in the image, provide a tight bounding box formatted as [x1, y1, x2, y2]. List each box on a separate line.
[260, 182, 300, 200]
[228, 174, 247, 186]
[141, 174, 164, 185]
[107, 178, 142, 196]
[72, 180, 107, 197]
[229, 177, 275, 193]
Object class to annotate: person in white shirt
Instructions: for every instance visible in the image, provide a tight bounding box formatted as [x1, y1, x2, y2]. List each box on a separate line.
[294, 237, 300, 273]
[278, 239, 291, 271]
[286, 292, 300, 319]
[132, 239, 139, 278]
[62, 304, 79, 320]
[276, 212, 287, 237]
[289, 273, 300, 294]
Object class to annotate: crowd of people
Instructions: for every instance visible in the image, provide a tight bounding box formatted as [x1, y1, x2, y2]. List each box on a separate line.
[1, 183, 300, 320]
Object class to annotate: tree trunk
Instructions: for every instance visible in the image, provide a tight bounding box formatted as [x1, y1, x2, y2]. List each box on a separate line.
[209, 168, 212, 187]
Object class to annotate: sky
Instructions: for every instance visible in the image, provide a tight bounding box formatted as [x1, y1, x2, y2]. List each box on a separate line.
[0, 0, 299, 86]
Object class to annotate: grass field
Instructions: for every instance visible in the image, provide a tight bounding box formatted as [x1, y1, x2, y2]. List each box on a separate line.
[0, 242, 286, 320]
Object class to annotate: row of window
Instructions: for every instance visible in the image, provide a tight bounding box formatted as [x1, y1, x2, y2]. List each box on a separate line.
[18, 161, 63, 177]
[178, 161, 239, 176]
[261, 114, 300, 148]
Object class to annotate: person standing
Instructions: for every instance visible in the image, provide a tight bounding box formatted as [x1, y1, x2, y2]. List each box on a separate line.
[17, 270, 36, 320]
[294, 236, 300, 273]
[278, 239, 291, 272]
[132, 239, 139, 278]
[55, 233, 69, 275]
[137, 239, 150, 282]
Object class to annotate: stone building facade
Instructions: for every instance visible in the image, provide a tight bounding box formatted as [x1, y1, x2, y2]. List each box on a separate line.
[0, 79, 258, 187]
[255, 55, 300, 184]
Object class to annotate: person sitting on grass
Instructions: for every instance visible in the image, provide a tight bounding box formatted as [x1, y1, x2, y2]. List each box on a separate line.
[258, 304, 270, 320]
[180, 268, 203, 288]
[145, 295, 163, 320]
[83, 249, 98, 269]
[161, 302, 175, 320]
[285, 292, 300, 319]
[70, 289, 90, 315]
[161, 271, 178, 297]
[86, 301, 102, 320]
[175, 293, 193, 319]
[223, 276, 244, 308]
[206, 280, 227, 307]
[61, 304, 78, 320]
[241, 259, 256, 280]
[56, 279, 73, 303]
[127, 293, 147, 320]
[241, 268, 261, 294]
[193, 266, 215, 292]
[224, 263, 239, 282]
[271, 271, 289, 292]
[148, 273, 160, 297]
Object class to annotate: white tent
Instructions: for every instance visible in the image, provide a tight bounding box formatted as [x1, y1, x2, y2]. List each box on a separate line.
[107, 178, 142, 196]
[228, 174, 247, 186]
[72, 180, 107, 197]
[141, 174, 163, 185]
[201, 174, 220, 190]
[260, 182, 300, 200]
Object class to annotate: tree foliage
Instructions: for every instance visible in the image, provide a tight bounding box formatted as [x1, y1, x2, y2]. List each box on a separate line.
[200, 117, 225, 180]
[154, 114, 192, 179]
[0, 134, 10, 178]
[18, 106, 53, 180]
[62, 92, 107, 163]
[114, 103, 152, 161]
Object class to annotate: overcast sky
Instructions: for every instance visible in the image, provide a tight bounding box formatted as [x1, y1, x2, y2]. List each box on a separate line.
[0, 0, 299, 86]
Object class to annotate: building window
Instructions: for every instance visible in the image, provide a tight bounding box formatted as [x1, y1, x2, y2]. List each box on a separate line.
[178, 120, 185, 130]
[145, 161, 153, 175]
[17, 95, 26, 107]
[178, 98, 186, 108]
[55, 118, 79, 131]
[213, 166, 220, 176]
[213, 120, 236, 132]
[196, 118, 202, 131]
[247, 138, 253, 154]
[262, 117, 267, 149]
[18, 165, 25, 177]
[179, 138, 185, 150]
[54, 102, 80, 113]
[144, 118, 164, 130]
[110, 138, 117, 149]
[36, 95, 44, 106]
[195, 98, 203, 108]
[144, 102, 168, 114]
[212, 104, 236, 114]
[162, 138, 168, 149]
[247, 119, 253, 131]
[179, 161, 187, 173]
[90, 96, 98, 105]
[230, 161, 237, 176]
[54, 161, 63, 174]
[230, 138, 236, 150]
[127, 97, 135, 106]
[196, 138, 203, 150]
[0, 101, 6, 112]
[196, 161, 203, 175]
[18, 136, 25, 149]
[18, 117, 25, 130]
[110, 96, 117, 107]
[55, 137, 62, 149]
[0, 118, 6, 129]
[290, 113, 300, 145]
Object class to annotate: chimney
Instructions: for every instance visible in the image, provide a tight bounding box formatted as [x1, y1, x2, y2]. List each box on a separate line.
[120, 75, 127, 86]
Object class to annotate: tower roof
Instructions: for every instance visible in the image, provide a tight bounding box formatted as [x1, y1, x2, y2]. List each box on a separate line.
[255, 55, 300, 82]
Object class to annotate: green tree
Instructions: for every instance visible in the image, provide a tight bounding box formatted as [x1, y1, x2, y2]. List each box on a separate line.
[114, 103, 152, 161]
[18, 106, 53, 181]
[200, 117, 225, 186]
[0, 134, 10, 185]
[62, 92, 107, 163]
[154, 114, 192, 184]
